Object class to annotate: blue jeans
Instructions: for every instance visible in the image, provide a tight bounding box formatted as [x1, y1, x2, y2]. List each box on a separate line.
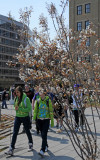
[11, 116, 33, 149]
[37, 119, 50, 152]
[2, 100, 7, 108]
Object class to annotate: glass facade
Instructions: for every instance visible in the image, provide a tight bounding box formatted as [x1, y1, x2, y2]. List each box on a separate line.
[0, 15, 24, 89]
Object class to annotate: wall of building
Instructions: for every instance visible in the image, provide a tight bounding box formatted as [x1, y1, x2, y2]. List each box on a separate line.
[0, 15, 24, 90]
[69, 0, 100, 55]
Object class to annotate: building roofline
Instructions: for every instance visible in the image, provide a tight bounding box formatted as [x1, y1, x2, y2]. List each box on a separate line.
[0, 14, 23, 27]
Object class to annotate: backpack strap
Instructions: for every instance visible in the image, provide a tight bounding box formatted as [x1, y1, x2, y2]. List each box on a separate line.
[46, 98, 49, 108]
[37, 99, 40, 109]
[24, 97, 27, 108]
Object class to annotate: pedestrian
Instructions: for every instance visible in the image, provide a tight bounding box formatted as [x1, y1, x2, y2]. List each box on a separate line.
[2, 88, 7, 109]
[32, 85, 40, 110]
[32, 85, 40, 134]
[33, 87, 54, 156]
[53, 85, 64, 130]
[63, 92, 69, 120]
[5, 86, 33, 156]
[72, 84, 84, 131]
[21, 84, 34, 133]
[25, 84, 34, 103]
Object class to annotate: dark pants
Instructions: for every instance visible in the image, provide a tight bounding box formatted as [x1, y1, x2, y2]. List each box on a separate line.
[72, 110, 79, 127]
[11, 116, 33, 149]
[72, 110, 84, 127]
[2, 100, 7, 108]
[37, 119, 50, 152]
[36, 118, 40, 133]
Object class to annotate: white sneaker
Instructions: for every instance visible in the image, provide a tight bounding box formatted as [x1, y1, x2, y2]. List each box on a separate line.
[45, 146, 48, 152]
[60, 126, 63, 130]
[39, 150, 44, 156]
[5, 148, 14, 156]
[28, 143, 33, 152]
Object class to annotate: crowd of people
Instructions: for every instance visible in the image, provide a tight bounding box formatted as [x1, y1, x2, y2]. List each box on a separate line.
[1, 83, 85, 157]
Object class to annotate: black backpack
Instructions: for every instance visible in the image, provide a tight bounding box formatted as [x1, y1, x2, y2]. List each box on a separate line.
[68, 95, 73, 104]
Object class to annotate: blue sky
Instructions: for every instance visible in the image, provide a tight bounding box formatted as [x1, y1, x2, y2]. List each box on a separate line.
[0, 0, 69, 39]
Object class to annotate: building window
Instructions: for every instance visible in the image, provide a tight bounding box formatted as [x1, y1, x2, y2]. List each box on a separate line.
[85, 55, 90, 62]
[0, 20, 6, 28]
[77, 55, 82, 62]
[85, 20, 90, 29]
[77, 5, 82, 15]
[85, 4, 90, 13]
[86, 37, 90, 46]
[77, 39, 81, 46]
[77, 22, 82, 31]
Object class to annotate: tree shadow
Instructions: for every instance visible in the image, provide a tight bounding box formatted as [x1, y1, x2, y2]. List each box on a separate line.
[47, 135, 69, 144]
[31, 128, 69, 144]
[46, 150, 75, 160]
[8, 149, 75, 160]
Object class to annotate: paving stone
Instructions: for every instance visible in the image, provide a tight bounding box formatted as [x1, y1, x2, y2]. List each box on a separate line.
[0, 101, 100, 160]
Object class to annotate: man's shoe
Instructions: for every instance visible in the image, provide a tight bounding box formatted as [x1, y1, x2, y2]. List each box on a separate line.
[39, 150, 44, 156]
[45, 146, 48, 152]
[28, 143, 33, 152]
[5, 148, 14, 156]
[56, 124, 59, 129]
[60, 126, 63, 130]
[37, 130, 40, 135]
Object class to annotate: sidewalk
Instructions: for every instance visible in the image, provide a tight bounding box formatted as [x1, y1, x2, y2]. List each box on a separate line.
[0, 101, 100, 160]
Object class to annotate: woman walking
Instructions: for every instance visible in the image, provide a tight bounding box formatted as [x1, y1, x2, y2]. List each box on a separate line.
[33, 88, 54, 156]
[5, 86, 33, 156]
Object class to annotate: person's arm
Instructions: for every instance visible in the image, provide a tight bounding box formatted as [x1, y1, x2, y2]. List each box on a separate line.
[32, 99, 35, 110]
[32, 95, 36, 109]
[33, 100, 38, 120]
[49, 99, 54, 127]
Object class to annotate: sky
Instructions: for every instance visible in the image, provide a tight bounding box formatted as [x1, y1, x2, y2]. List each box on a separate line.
[0, 0, 69, 39]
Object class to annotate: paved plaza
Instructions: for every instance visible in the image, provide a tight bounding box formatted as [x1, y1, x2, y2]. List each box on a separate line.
[0, 101, 100, 160]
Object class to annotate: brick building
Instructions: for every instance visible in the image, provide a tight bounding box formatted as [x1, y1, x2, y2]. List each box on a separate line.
[69, 0, 100, 57]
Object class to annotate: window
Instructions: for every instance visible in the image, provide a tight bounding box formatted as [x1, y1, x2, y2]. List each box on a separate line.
[0, 20, 6, 28]
[77, 22, 82, 31]
[85, 55, 90, 62]
[77, 55, 82, 62]
[85, 20, 89, 29]
[77, 39, 81, 46]
[86, 37, 90, 46]
[85, 4, 90, 13]
[77, 5, 82, 15]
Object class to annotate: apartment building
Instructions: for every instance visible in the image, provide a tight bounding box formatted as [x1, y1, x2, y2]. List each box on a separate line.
[69, 0, 100, 57]
[0, 15, 24, 90]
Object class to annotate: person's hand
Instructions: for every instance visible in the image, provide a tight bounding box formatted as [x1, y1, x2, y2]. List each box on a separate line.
[32, 119, 36, 124]
[51, 119, 54, 127]
[15, 106, 19, 110]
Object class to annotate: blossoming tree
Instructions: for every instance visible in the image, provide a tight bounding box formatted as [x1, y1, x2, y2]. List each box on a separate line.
[9, 1, 100, 160]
